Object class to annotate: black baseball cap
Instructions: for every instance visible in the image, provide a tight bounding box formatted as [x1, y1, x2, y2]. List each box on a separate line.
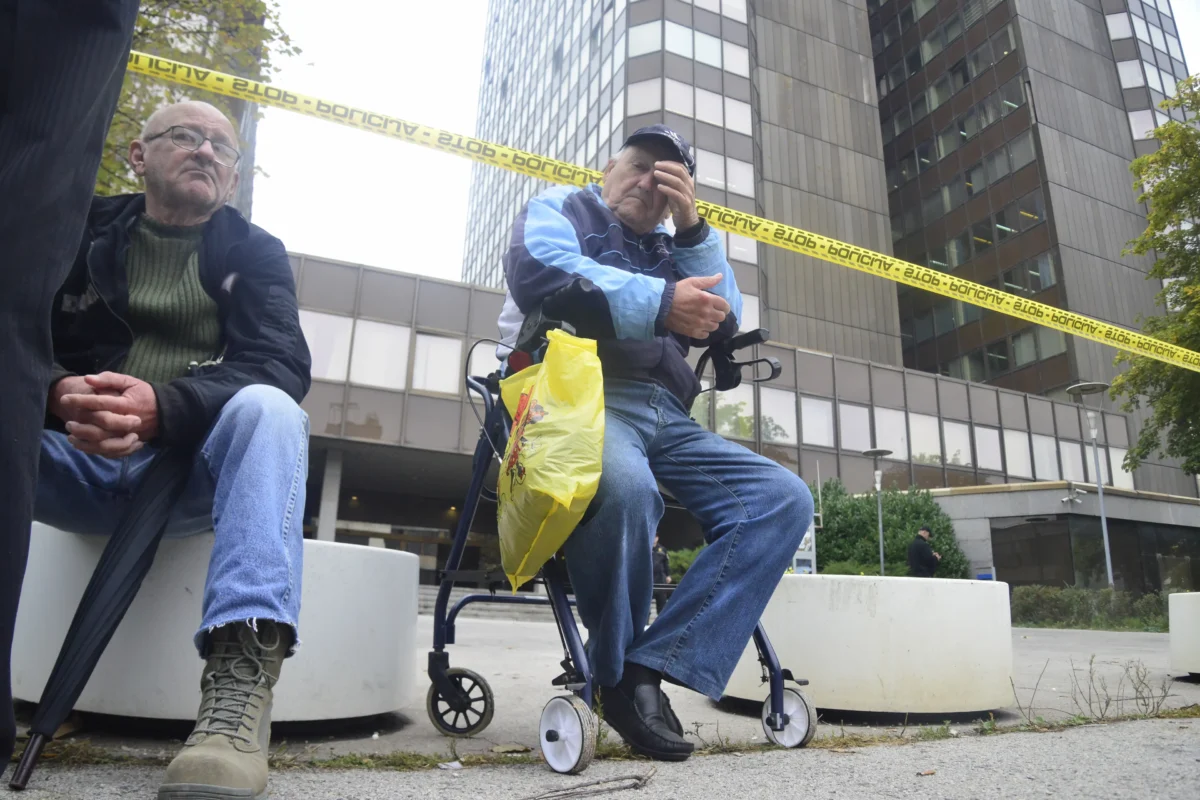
[622, 124, 696, 176]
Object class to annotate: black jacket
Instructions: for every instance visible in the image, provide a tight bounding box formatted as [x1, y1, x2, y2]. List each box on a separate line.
[48, 194, 312, 448]
[652, 545, 670, 585]
[907, 535, 938, 578]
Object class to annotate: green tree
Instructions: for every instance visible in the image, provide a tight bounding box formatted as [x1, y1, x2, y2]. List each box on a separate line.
[1111, 75, 1200, 475]
[809, 479, 970, 579]
[97, 1, 299, 197]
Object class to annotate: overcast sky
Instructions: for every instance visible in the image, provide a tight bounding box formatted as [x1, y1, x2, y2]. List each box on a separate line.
[251, 1, 1200, 284]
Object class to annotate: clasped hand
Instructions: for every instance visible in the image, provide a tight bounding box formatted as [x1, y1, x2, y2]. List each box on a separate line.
[50, 372, 159, 458]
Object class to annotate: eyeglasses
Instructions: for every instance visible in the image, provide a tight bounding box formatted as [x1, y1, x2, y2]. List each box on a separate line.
[144, 125, 241, 168]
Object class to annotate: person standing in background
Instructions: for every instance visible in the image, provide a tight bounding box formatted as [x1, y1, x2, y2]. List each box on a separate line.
[652, 536, 672, 615]
[907, 525, 941, 578]
[0, 0, 142, 772]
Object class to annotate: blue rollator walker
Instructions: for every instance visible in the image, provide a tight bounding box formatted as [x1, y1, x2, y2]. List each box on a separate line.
[427, 300, 816, 774]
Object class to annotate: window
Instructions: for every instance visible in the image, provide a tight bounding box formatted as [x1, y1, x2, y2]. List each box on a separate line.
[893, 106, 912, 137]
[299, 310, 354, 382]
[723, 42, 750, 77]
[929, 76, 952, 109]
[725, 97, 753, 135]
[760, 387, 798, 446]
[975, 425, 1003, 471]
[696, 148, 725, 190]
[911, 92, 929, 123]
[1085, 442, 1111, 485]
[922, 29, 944, 64]
[965, 162, 987, 196]
[739, 293, 760, 332]
[664, 21, 693, 58]
[716, 382, 755, 440]
[937, 123, 961, 159]
[1004, 429, 1033, 478]
[1109, 447, 1135, 490]
[916, 140, 935, 171]
[985, 146, 1009, 184]
[906, 48, 923, 77]
[1037, 328, 1067, 358]
[628, 21, 662, 57]
[664, 78, 693, 117]
[1032, 434, 1059, 480]
[1145, 63, 1164, 93]
[468, 339, 502, 381]
[874, 407, 909, 459]
[944, 175, 967, 211]
[839, 403, 871, 452]
[1132, 15, 1150, 45]
[922, 189, 945, 224]
[412, 334, 463, 394]
[1060, 441, 1085, 482]
[1106, 12, 1133, 40]
[910, 413, 942, 465]
[626, 78, 661, 114]
[986, 339, 1010, 374]
[1000, 78, 1025, 113]
[695, 31, 723, 68]
[943, 421, 973, 467]
[972, 220, 994, 254]
[726, 157, 755, 197]
[696, 87, 723, 126]
[722, 0, 748, 22]
[1009, 130, 1036, 171]
[968, 38, 993, 78]
[801, 397, 835, 447]
[1118, 60, 1146, 88]
[994, 205, 1019, 241]
[729, 232, 758, 263]
[1017, 191, 1045, 230]
[1127, 109, 1154, 138]
[949, 60, 969, 94]
[349, 319, 411, 390]
[947, 230, 971, 267]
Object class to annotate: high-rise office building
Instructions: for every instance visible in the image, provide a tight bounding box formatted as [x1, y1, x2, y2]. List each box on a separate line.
[461, 0, 904, 364]
[871, 0, 1190, 399]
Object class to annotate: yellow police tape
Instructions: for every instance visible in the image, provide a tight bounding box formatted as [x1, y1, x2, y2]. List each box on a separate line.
[125, 50, 1200, 375]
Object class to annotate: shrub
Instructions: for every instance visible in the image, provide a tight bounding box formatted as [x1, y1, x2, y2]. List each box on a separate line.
[822, 559, 908, 576]
[668, 544, 705, 582]
[1010, 585, 1171, 632]
[810, 479, 970, 579]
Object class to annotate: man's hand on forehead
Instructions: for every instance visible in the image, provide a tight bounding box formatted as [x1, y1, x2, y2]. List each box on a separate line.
[653, 161, 699, 231]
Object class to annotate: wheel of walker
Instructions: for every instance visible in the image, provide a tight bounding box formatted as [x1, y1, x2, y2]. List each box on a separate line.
[539, 694, 598, 774]
[761, 687, 817, 748]
[426, 667, 495, 737]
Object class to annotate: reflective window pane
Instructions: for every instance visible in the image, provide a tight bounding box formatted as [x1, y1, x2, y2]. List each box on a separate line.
[801, 396, 835, 447]
[1004, 429, 1033, 478]
[839, 403, 872, 452]
[874, 407, 909, 460]
[627, 78, 661, 115]
[696, 87, 724, 126]
[696, 147, 725, 190]
[723, 41, 750, 77]
[665, 78, 694, 117]
[910, 413, 942, 465]
[760, 387, 798, 446]
[1060, 440, 1085, 482]
[664, 21, 693, 58]
[738, 293, 760, 333]
[726, 157, 755, 197]
[1032, 433, 1059, 480]
[1085, 443, 1111, 485]
[695, 31, 723, 68]
[299, 310, 353, 382]
[975, 425, 1003, 471]
[412, 334, 463, 395]
[1037, 328, 1067, 358]
[349, 319, 411, 390]
[628, 21, 662, 57]
[725, 97, 753, 135]
[1118, 60, 1146, 88]
[691, 379, 713, 430]
[728, 232, 758, 264]
[716, 382, 755, 440]
[944, 420, 973, 467]
[468, 339, 502, 380]
[1109, 447, 1135, 490]
[1107, 12, 1132, 40]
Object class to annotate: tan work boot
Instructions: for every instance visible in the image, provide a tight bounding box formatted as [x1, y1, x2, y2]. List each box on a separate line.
[158, 621, 289, 800]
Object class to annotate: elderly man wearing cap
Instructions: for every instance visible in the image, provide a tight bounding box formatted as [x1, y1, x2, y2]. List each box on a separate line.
[497, 125, 813, 761]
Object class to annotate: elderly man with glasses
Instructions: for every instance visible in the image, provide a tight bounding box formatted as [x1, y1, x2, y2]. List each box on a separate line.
[35, 100, 312, 800]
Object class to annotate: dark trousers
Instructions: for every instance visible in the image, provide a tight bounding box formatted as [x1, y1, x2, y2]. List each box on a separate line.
[0, 0, 140, 768]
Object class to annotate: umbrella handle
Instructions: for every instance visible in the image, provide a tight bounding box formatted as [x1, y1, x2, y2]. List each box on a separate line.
[9, 732, 46, 790]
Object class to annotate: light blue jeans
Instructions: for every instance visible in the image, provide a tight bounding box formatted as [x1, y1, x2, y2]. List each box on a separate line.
[34, 385, 310, 657]
[563, 379, 813, 701]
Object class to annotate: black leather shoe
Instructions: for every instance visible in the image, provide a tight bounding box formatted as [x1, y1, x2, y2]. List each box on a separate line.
[598, 663, 693, 761]
[660, 688, 684, 737]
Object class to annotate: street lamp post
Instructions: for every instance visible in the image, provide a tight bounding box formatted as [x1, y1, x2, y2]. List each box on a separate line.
[863, 448, 893, 576]
[1066, 381, 1114, 587]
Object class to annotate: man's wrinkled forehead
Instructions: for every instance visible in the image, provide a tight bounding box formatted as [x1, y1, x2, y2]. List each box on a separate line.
[618, 140, 680, 168]
[148, 103, 236, 144]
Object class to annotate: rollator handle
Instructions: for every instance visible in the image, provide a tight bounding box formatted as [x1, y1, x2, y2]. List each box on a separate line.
[695, 328, 779, 392]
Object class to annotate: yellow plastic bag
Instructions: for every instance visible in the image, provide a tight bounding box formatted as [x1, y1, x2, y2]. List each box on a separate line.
[497, 329, 604, 591]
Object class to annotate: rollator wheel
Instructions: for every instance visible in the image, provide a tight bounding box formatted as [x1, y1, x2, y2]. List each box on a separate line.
[538, 694, 598, 774]
[761, 687, 817, 748]
[427, 667, 495, 737]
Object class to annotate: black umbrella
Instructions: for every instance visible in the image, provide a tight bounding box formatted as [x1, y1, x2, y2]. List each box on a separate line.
[10, 446, 193, 790]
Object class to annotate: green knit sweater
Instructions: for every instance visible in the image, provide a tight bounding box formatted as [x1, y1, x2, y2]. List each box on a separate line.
[120, 215, 222, 385]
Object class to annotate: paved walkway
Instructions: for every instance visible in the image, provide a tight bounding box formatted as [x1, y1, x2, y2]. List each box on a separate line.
[11, 718, 1200, 799]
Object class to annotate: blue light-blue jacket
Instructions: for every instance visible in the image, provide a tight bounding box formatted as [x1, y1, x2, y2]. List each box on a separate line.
[497, 183, 743, 408]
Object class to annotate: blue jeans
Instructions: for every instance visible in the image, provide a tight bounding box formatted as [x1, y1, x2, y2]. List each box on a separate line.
[34, 385, 310, 656]
[563, 379, 813, 701]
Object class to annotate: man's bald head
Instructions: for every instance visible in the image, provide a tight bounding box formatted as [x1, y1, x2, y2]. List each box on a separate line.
[130, 100, 241, 226]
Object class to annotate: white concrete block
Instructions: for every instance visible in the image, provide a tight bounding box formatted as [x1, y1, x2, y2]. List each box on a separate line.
[724, 574, 1013, 713]
[1169, 592, 1200, 675]
[13, 524, 419, 722]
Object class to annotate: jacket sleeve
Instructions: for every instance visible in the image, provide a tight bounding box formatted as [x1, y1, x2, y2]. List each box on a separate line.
[504, 186, 674, 340]
[671, 221, 744, 348]
[150, 233, 312, 447]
